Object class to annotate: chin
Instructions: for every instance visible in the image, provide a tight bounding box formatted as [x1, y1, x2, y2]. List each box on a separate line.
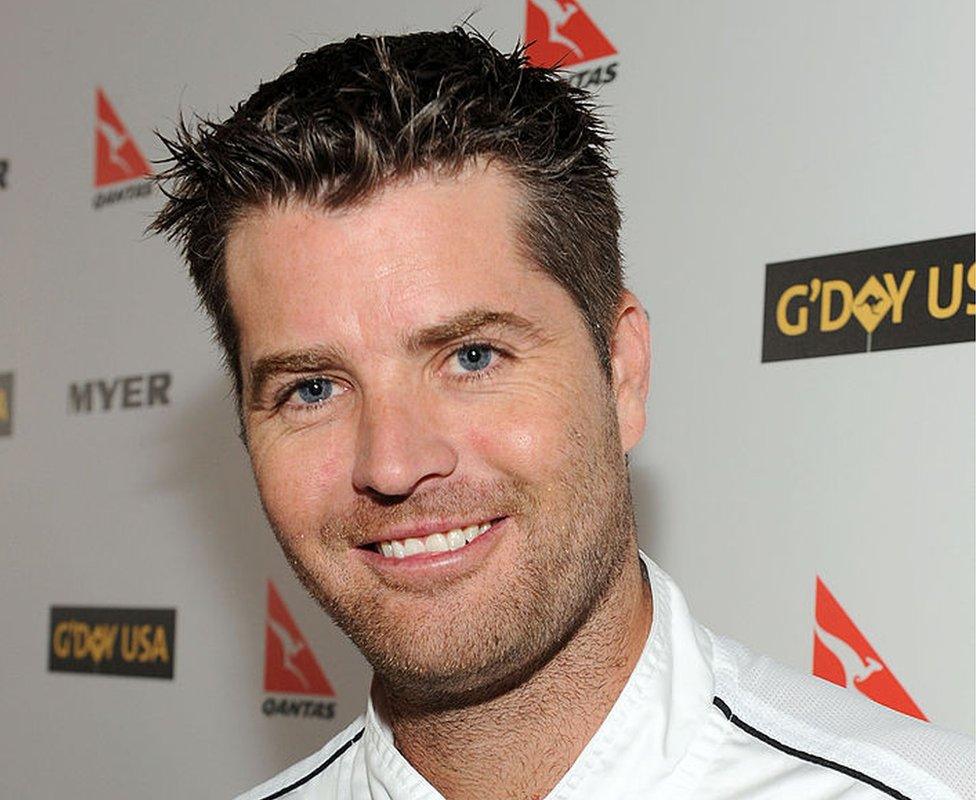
[360, 590, 593, 712]
[369, 640, 554, 712]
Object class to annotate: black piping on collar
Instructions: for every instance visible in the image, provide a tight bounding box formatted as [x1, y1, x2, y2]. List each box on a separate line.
[713, 697, 911, 800]
[258, 727, 365, 799]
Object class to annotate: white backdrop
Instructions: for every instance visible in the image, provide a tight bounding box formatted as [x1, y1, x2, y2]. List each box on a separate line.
[1, 2, 973, 797]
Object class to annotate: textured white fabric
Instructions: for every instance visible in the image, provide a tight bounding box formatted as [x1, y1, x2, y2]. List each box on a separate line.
[235, 554, 974, 799]
[711, 635, 975, 800]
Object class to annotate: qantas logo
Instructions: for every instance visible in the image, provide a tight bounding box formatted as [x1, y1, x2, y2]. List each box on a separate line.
[525, 1, 619, 89]
[813, 576, 926, 720]
[95, 88, 151, 187]
[93, 88, 152, 209]
[264, 580, 335, 697]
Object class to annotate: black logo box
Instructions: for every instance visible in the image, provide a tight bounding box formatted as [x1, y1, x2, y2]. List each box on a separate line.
[0, 372, 12, 437]
[762, 234, 975, 362]
[48, 606, 176, 680]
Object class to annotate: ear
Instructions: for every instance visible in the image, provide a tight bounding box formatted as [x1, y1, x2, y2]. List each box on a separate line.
[609, 290, 651, 453]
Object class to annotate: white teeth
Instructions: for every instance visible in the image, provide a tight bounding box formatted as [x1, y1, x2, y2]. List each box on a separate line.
[446, 529, 466, 550]
[403, 538, 425, 556]
[376, 521, 495, 559]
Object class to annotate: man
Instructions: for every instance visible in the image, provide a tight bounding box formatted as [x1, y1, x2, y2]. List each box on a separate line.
[151, 29, 973, 800]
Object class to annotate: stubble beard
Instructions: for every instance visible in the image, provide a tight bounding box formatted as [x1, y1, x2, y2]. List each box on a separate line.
[269, 400, 636, 713]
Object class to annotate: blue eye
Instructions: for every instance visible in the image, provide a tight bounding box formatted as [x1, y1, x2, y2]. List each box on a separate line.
[295, 378, 333, 404]
[456, 344, 494, 372]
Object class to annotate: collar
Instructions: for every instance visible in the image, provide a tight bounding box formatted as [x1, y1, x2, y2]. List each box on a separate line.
[361, 552, 715, 799]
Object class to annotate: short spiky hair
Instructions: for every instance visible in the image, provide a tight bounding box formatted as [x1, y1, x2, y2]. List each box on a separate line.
[150, 28, 622, 403]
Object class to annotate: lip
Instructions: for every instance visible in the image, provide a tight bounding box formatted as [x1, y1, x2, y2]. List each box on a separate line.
[359, 515, 503, 547]
[356, 517, 510, 584]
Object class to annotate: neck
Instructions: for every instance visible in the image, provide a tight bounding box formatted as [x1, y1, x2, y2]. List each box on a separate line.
[372, 552, 653, 800]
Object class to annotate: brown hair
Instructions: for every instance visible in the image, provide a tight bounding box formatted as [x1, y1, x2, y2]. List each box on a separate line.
[149, 28, 623, 403]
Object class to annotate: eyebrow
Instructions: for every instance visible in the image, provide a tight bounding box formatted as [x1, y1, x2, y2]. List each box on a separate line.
[402, 308, 544, 353]
[246, 308, 544, 407]
[248, 344, 348, 408]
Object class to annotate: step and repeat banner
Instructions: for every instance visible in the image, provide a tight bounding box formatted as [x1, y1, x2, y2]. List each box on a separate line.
[1, 1, 973, 797]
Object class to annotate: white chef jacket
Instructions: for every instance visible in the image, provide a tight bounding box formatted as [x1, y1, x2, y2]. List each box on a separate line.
[236, 554, 974, 799]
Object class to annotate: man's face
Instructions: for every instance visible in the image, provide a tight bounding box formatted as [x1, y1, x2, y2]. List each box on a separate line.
[225, 164, 647, 708]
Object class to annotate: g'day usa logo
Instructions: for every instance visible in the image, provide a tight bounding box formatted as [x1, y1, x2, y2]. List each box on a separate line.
[48, 606, 176, 679]
[0, 372, 12, 437]
[262, 580, 337, 720]
[524, 1, 619, 89]
[763, 234, 975, 362]
[93, 87, 153, 210]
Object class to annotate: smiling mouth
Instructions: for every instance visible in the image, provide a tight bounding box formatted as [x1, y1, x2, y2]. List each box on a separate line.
[364, 519, 501, 559]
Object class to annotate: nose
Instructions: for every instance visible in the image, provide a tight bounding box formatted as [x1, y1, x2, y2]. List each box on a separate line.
[351, 387, 458, 499]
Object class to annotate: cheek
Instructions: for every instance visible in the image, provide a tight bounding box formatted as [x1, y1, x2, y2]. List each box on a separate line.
[464, 403, 569, 479]
[250, 431, 350, 536]
[468, 426, 536, 471]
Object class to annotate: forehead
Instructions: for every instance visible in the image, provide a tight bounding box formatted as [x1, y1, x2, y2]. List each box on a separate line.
[223, 163, 577, 362]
